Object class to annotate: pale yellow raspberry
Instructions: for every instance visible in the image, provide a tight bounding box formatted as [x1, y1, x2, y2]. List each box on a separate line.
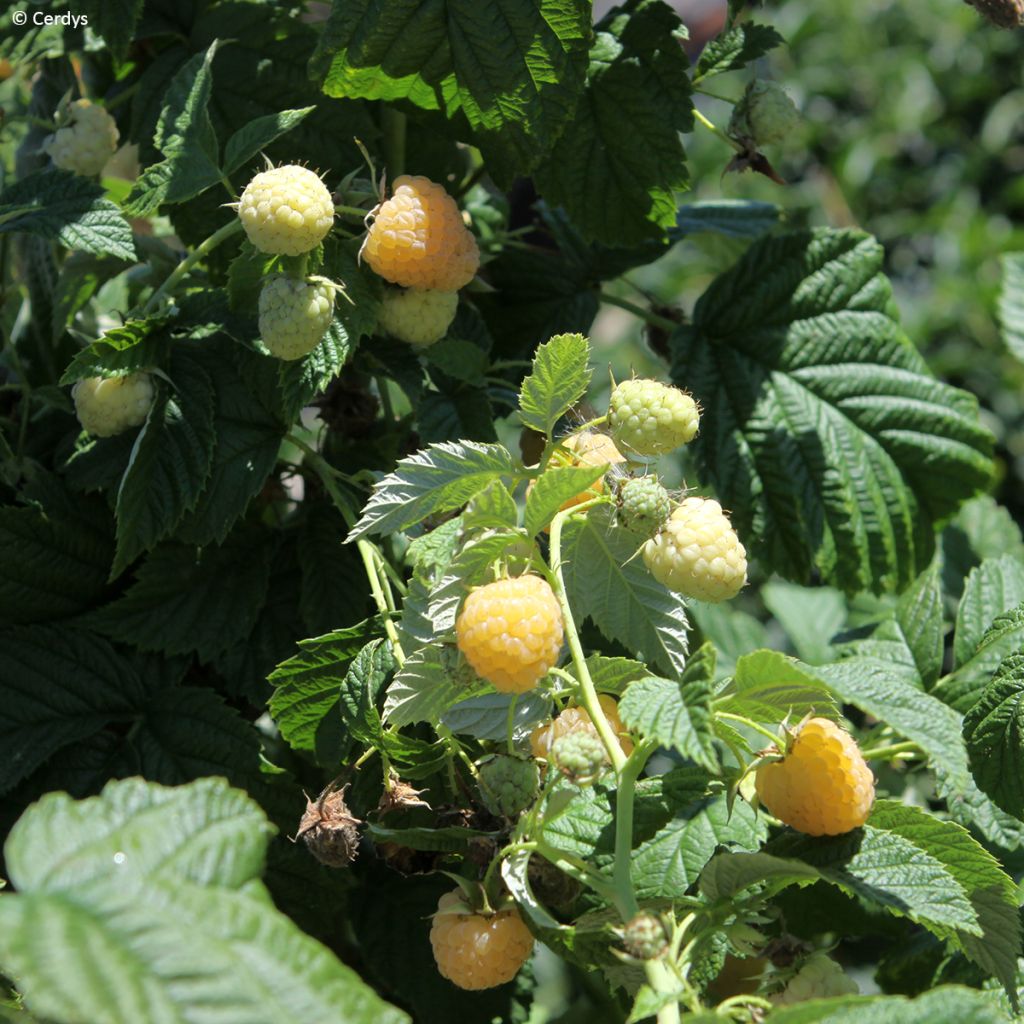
[72, 372, 154, 437]
[43, 99, 119, 177]
[770, 952, 860, 1004]
[377, 288, 458, 347]
[608, 379, 700, 457]
[258, 275, 335, 361]
[238, 165, 334, 256]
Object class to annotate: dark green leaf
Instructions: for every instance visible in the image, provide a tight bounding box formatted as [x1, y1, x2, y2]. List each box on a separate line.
[695, 23, 785, 79]
[223, 107, 316, 174]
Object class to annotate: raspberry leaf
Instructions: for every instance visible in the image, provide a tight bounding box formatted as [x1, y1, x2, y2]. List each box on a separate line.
[694, 23, 785, 81]
[953, 557, 1024, 671]
[383, 645, 490, 727]
[671, 228, 995, 595]
[764, 988, 1012, 1024]
[222, 107, 315, 175]
[524, 464, 606, 536]
[517, 333, 591, 438]
[999, 253, 1024, 365]
[714, 650, 838, 724]
[619, 675, 719, 771]
[938, 603, 1024, 713]
[59, 319, 168, 385]
[0, 778, 408, 1024]
[674, 199, 782, 241]
[761, 580, 847, 665]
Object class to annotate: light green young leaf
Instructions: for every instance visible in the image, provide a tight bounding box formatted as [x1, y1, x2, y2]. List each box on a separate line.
[462, 479, 519, 531]
[671, 229, 994, 595]
[816, 656, 969, 790]
[586, 653, 653, 695]
[0, 170, 135, 260]
[1000, 252, 1024, 364]
[223, 107, 316, 174]
[868, 801, 1020, 1005]
[524, 464, 606, 536]
[963, 651, 1024, 820]
[619, 675, 718, 770]
[277, 319, 357, 423]
[517, 333, 591, 437]
[764, 986, 1010, 1024]
[631, 794, 765, 899]
[0, 778, 408, 1024]
[562, 506, 689, 676]
[338, 639, 394, 745]
[534, 0, 694, 244]
[954, 556, 1024, 670]
[349, 441, 515, 540]
[715, 650, 838, 723]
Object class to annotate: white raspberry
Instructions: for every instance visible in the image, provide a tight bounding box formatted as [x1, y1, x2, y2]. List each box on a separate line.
[258, 275, 335, 361]
[771, 953, 859, 1005]
[378, 288, 458, 347]
[238, 165, 334, 256]
[72, 373, 154, 437]
[608, 379, 700, 457]
[362, 175, 479, 291]
[43, 99, 119, 177]
[642, 497, 747, 602]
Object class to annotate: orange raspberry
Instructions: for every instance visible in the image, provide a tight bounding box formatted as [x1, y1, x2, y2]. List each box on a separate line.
[455, 575, 563, 693]
[526, 431, 626, 527]
[430, 891, 534, 990]
[529, 695, 634, 759]
[754, 718, 875, 836]
[361, 175, 479, 291]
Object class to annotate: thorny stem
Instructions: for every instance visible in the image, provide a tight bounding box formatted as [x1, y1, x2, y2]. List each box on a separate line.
[140, 218, 242, 316]
[599, 291, 679, 333]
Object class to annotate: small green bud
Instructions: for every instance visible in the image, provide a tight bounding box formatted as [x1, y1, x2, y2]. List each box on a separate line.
[729, 80, 801, 149]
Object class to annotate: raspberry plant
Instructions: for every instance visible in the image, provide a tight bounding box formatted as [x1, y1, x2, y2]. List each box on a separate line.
[1, 3, 1023, 1024]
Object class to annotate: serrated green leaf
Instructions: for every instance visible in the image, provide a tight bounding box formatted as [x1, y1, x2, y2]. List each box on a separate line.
[619, 675, 718, 770]
[59, 319, 168, 384]
[228, 241, 278, 312]
[816, 656, 969, 790]
[338, 639, 394, 746]
[1000, 252, 1024, 364]
[384, 645, 489, 727]
[223, 107, 316, 174]
[0, 778, 408, 1024]
[894, 565, 944, 687]
[764, 986, 1010, 1024]
[673, 199, 782, 241]
[0, 170, 135, 260]
[700, 850, 820, 903]
[534, 0, 694, 245]
[463, 479, 519, 531]
[404, 517, 464, 584]
[715, 650, 838, 723]
[954, 557, 1024, 670]
[524, 464, 606, 536]
[867, 801, 1020, 1006]
[694, 23, 785, 79]
[312, 0, 590, 182]
[963, 651, 1024, 820]
[563, 506, 689, 676]
[440, 691, 552, 741]
[586, 653, 650, 695]
[761, 581, 846, 665]
[0, 627, 146, 795]
[268, 620, 381, 761]
[939, 769, 1024, 853]
[632, 794, 765, 899]
[79, 0, 143, 62]
[939, 603, 1024, 713]
[423, 337, 488, 384]
[298, 502, 369, 636]
[112, 350, 217, 574]
[276, 318, 357, 423]
[671, 229, 994, 595]
[87, 528, 273, 663]
[517, 333, 591, 436]
[349, 441, 515, 540]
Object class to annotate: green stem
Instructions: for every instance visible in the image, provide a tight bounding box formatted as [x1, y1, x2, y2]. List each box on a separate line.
[612, 741, 655, 919]
[645, 960, 682, 1024]
[693, 107, 743, 151]
[599, 292, 678, 333]
[140, 219, 242, 316]
[506, 695, 519, 755]
[376, 376, 395, 421]
[547, 503, 627, 775]
[105, 81, 141, 111]
[381, 106, 406, 180]
[335, 203, 372, 220]
[861, 740, 922, 761]
[715, 711, 781, 747]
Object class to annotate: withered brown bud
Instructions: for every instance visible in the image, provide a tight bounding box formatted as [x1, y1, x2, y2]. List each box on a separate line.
[376, 773, 431, 817]
[295, 785, 361, 867]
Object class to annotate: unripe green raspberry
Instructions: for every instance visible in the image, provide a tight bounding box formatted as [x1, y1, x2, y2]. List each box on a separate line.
[42, 99, 119, 177]
[729, 81, 802, 149]
[617, 477, 672, 541]
[238, 165, 334, 256]
[477, 754, 539, 817]
[72, 372, 154, 437]
[642, 497, 747, 603]
[378, 288, 458, 347]
[621, 913, 670, 960]
[770, 953, 859, 1005]
[552, 730, 607, 785]
[258, 275, 335, 360]
[608, 379, 699, 457]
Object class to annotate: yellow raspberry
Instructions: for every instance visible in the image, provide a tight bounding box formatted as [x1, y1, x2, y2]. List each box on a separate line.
[526, 431, 626, 527]
[455, 575, 563, 693]
[72, 373, 154, 437]
[529, 695, 634, 759]
[237, 165, 334, 256]
[608, 379, 700, 457]
[42, 99, 119, 177]
[378, 287, 458, 347]
[258, 275, 335, 360]
[755, 718, 875, 837]
[642, 497, 747, 603]
[429, 891, 534, 990]
[362, 175, 479, 291]
[770, 952, 860, 1004]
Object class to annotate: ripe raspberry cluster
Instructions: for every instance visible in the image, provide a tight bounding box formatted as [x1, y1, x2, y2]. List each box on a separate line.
[643, 497, 747, 603]
[455, 575, 564, 692]
[43, 99, 119, 177]
[755, 717, 875, 836]
[258, 275, 335, 361]
[430, 891, 534, 990]
[72, 373, 154, 437]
